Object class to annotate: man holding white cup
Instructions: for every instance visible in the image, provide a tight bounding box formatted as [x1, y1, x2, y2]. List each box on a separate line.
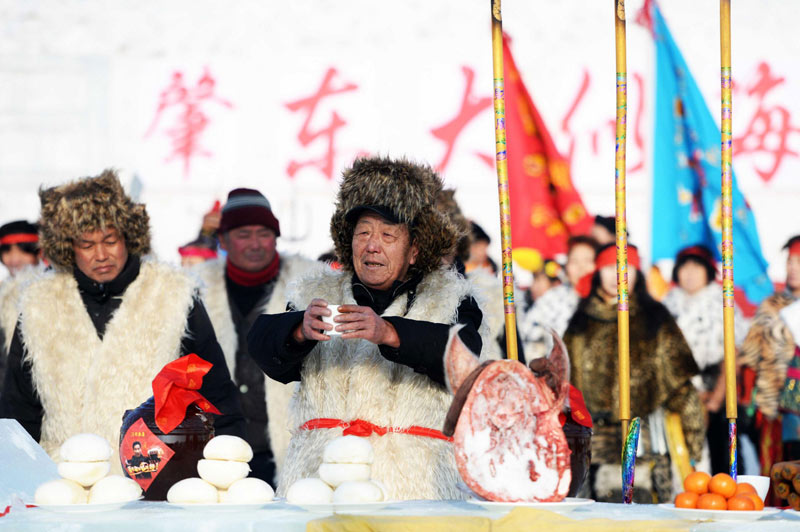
[248, 156, 490, 501]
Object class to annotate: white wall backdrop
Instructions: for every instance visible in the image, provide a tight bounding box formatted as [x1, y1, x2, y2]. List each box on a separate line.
[0, 0, 798, 284]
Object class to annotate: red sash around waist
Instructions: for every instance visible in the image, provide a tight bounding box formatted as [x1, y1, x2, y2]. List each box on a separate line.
[299, 418, 453, 442]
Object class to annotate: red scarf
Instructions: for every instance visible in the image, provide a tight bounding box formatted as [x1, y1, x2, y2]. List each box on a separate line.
[226, 253, 281, 287]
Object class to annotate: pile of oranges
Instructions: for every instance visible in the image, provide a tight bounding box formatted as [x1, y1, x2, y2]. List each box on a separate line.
[674, 472, 764, 511]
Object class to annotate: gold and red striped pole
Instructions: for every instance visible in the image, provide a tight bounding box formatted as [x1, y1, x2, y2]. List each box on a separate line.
[614, 0, 631, 443]
[719, 0, 738, 479]
[489, 0, 518, 361]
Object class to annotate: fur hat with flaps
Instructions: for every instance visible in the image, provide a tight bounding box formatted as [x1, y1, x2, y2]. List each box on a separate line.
[39, 169, 151, 270]
[330, 156, 459, 277]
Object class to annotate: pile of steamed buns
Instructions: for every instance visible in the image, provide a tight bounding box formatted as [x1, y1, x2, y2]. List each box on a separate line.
[34, 433, 385, 506]
[167, 435, 274, 504]
[34, 434, 142, 505]
[286, 435, 387, 504]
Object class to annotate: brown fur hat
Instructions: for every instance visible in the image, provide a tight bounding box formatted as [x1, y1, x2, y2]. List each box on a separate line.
[39, 169, 151, 270]
[435, 188, 471, 263]
[330, 156, 458, 277]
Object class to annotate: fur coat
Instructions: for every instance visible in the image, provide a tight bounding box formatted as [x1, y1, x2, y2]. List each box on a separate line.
[193, 255, 314, 472]
[277, 267, 492, 500]
[739, 291, 798, 419]
[18, 261, 196, 470]
[663, 283, 748, 392]
[563, 293, 705, 464]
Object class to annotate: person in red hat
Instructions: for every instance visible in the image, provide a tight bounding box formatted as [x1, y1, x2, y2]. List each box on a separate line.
[521, 236, 598, 340]
[740, 235, 800, 461]
[663, 245, 747, 475]
[0, 220, 41, 277]
[190, 188, 315, 485]
[562, 243, 703, 503]
[0, 220, 44, 384]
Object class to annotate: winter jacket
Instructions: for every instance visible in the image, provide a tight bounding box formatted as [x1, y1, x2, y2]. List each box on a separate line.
[663, 283, 748, 392]
[563, 292, 704, 464]
[739, 291, 798, 419]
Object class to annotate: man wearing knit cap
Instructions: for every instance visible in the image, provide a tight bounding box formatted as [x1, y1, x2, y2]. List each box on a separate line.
[0, 170, 245, 469]
[248, 156, 491, 500]
[191, 188, 314, 484]
[0, 220, 44, 385]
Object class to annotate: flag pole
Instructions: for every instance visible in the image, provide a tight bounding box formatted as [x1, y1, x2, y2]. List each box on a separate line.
[614, 0, 631, 448]
[720, 0, 738, 479]
[490, 0, 518, 361]
[614, 0, 640, 504]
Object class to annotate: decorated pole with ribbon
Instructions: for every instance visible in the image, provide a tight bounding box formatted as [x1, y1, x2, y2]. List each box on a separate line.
[490, 0, 518, 361]
[614, 0, 640, 504]
[720, 0, 738, 479]
[614, 0, 631, 448]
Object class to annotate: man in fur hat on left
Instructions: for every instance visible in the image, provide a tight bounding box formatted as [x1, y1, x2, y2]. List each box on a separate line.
[0, 170, 245, 469]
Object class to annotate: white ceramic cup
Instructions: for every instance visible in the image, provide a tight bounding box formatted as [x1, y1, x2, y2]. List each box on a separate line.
[737, 474, 770, 502]
[321, 304, 343, 336]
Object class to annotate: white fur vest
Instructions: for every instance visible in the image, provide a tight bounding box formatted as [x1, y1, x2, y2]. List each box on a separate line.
[277, 267, 491, 500]
[193, 255, 314, 472]
[0, 265, 43, 353]
[19, 261, 196, 471]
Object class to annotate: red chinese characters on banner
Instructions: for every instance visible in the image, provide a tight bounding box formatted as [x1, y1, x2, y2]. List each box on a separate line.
[733, 62, 800, 183]
[561, 70, 647, 175]
[285, 68, 359, 181]
[145, 68, 233, 178]
[430, 66, 493, 172]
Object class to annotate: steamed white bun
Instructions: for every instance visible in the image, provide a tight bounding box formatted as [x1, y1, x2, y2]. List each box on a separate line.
[88, 475, 142, 504]
[322, 435, 374, 464]
[286, 478, 333, 504]
[223, 477, 275, 504]
[166, 478, 219, 504]
[59, 434, 113, 463]
[203, 435, 253, 462]
[332, 480, 384, 503]
[318, 463, 371, 488]
[197, 459, 250, 489]
[58, 461, 111, 487]
[35, 479, 88, 505]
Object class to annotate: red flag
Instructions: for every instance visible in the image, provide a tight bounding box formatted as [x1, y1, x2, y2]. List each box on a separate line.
[503, 34, 593, 271]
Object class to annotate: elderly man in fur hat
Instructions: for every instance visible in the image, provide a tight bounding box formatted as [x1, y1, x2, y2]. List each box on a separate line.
[0, 170, 244, 468]
[248, 156, 491, 500]
[191, 188, 314, 484]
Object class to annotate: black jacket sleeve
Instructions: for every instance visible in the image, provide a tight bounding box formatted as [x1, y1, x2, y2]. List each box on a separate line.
[248, 297, 483, 388]
[0, 323, 44, 441]
[248, 310, 313, 384]
[181, 299, 246, 438]
[382, 295, 483, 386]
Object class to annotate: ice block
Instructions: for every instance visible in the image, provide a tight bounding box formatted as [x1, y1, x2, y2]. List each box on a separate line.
[0, 419, 58, 508]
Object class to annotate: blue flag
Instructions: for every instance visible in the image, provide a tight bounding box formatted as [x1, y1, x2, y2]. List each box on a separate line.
[651, 5, 772, 304]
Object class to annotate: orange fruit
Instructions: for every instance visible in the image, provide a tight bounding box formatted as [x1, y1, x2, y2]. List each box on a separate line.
[727, 495, 756, 511]
[684, 471, 712, 495]
[734, 482, 757, 496]
[742, 492, 764, 511]
[709, 473, 737, 498]
[697, 493, 727, 510]
[675, 491, 699, 509]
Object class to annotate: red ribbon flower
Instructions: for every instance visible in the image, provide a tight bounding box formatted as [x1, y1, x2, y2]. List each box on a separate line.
[152, 354, 222, 434]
